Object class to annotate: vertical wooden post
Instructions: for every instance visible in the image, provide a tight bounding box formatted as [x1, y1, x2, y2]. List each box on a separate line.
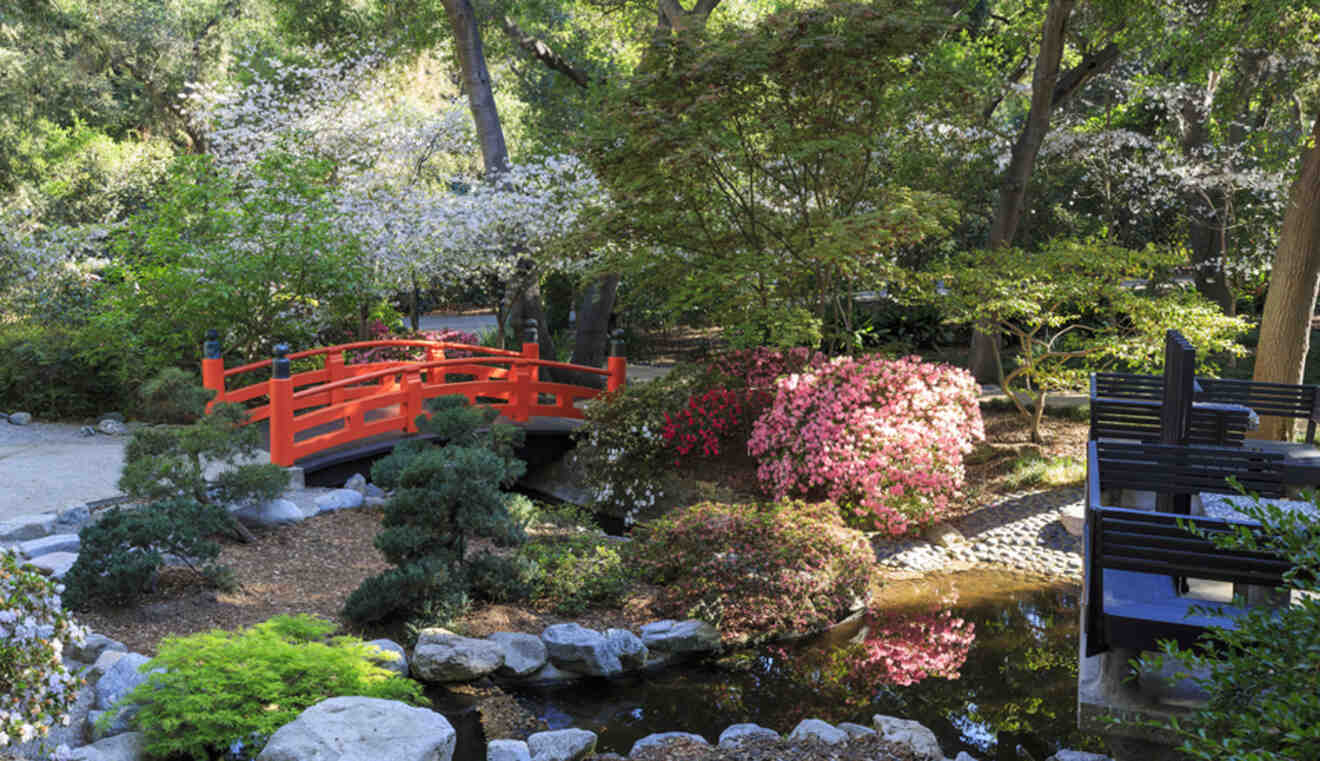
[269, 345, 295, 467]
[327, 351, 345, 406]
[404, 373, 424, 433]
[608, 330, 627, 393]
[202, 330, 224, 413]
[1159, 330, 1196, 515]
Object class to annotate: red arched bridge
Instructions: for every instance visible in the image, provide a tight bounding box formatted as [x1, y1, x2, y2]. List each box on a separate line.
[202, 331, 625, 467]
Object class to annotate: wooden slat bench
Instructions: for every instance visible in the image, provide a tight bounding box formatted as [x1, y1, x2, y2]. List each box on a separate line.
[1090, 373, 1253, 446]
[1084, 440, 1320, 656]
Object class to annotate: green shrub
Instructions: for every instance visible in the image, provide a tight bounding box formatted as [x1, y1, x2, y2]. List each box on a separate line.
[519, 536, 632, 616]
[1001, 454, 1086, 490]
[138, 367, 213, 424]
[63, 498, 234, 610]
[0, 322, 126, 419]
[1136, 492, 1320, 761]
[467, 551, 539, 604]
[116, 615, 424, 761]
[631, 500, 876, 642]
[345, 396, 528, 626]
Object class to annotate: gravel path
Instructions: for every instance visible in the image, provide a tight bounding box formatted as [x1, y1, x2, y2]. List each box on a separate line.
[873, 488, 1085, 581]
[0, 420, 126, 521]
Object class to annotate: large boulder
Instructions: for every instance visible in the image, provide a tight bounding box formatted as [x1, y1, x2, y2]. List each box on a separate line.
[233, 499, 305, 528]
[872, 715, 944, 761]
[604, 629, 647, 670]
[314, 489, 364, 513]
[788, 719, 847, 745]
[487, 739, 532, 761]
[526, 728, 596, 761]
[541, 624, 622, 677]
[256, 696, 455, 761]
[28, 551, 78, 579]
[95, 653, 152, 711]
[19, 533, 80, 558]
[67, 730, 146, 761]
[717, 724, 778, 748]
[68, 633, 126, 665]
[639, 620, 720, 654]
[629, 732, 708, 756]
[488, 632, 548, 678]
[0, 512, 57, 542]
[836, 722, 876, 739]
[412, 629, 504, 683]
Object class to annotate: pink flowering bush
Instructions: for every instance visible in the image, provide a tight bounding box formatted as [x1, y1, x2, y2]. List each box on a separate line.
[662, 387, 768, 461]
[705, 346, 820, 391]
[348, 321, 481, 364]
[631, 500, 876, 642]
[748, 354, 984, 536]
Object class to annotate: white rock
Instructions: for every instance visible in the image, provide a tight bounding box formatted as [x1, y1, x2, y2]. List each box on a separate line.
[0, 512, 57, 542]
[97, 419, 128, 435]
[953, 753, 982, 761]
[29, 551, 79, 579]
[541, 623, 622, 676]
[56, 503, 92, 531]
[233, 498, 305, 528]
[67, 730, 145, 761]
[1058, 504, 1085, 537]
[788, 719, 848, 745]
[836, 722, 876, 739]
[69, 633, 127, 665]
[412, 630, 504, 683]
[344, 473, 368, 495]
[1046, 751, 1112, 761]
[488, 631, 548, 678]
[488, 739, 532, 761]
[95, 653, 152, 711]
[364, 638, 409, 678]
[639, 619, 720, 654]
[314, 489, 364, 513]
[872, 715, 944, 761]
[256, 696, 455, 761]
[88, 650, 130, 681]
[605, 628, 647, 670]
[20, 532, 80, 558]
[9, 411, 32, 425]
[526, 728, 597, 761]
[629, 732, 708, 756]
[717, 723, 778, 748]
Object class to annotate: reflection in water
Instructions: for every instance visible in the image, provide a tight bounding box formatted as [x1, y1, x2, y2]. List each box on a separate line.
[512, 571, 1110, 759]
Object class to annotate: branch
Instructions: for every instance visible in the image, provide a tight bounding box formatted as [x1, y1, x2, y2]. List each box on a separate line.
[1051, 42, 1119, 107]
[500, 16, 590, 89]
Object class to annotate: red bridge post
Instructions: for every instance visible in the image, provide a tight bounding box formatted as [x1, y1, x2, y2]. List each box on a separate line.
[607, 330, 626, 393]
[202, 330, 224, 412]
[269, 345, 295, 467]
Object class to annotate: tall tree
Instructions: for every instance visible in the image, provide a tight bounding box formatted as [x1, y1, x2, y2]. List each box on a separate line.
[1252, 113, 1320, 441]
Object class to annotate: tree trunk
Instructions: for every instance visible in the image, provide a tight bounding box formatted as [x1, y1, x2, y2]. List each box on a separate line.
[1252, 113, 1320, 441]
[553, 275, 620, 388]
[441, 0, 509, 178]
[970, 0, 1075, 385]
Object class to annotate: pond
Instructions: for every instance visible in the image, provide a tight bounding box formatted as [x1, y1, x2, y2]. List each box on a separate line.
[433, 570, 1111, 760]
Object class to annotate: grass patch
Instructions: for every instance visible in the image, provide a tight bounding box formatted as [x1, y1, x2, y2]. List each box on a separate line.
[1001, 454, 1085, 490]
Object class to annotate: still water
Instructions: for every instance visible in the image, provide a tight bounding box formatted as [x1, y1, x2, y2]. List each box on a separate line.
[504, 571, 1109, 760]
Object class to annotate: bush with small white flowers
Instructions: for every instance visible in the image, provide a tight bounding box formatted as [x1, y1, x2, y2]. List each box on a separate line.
[0, 551, 86, 750]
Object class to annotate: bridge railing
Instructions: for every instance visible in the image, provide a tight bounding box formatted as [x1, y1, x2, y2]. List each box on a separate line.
[200, 329, 626, 466]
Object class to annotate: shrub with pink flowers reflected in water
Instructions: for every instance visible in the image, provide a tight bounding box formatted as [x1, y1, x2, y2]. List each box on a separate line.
[748, 355, 984, 537]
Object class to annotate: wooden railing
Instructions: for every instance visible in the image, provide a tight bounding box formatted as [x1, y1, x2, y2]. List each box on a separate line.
[201, 330, 626, 467]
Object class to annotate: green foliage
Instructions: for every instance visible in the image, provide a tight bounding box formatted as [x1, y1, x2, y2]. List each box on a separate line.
[346, 396, 529, 626]
[79, 153, 373, 387]
[0, 322, 126, 419]
[138, 367, 214, 424]
[1136, 491, 1320, 760]
[631, 499, 876, 642]
[518, 536, 632, 616]
[467, 551, 540, 604]
[584, 1, 957, 342]
[570, 365, 706, 523]
[120, 615, 424, 761]
[1001, 455, 1086, 490]
[63, 498, 234, 610]
[930, 239, 1249, 440]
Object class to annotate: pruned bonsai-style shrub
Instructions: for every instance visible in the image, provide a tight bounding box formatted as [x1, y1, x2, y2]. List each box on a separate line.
[343, 395, 529, 627]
